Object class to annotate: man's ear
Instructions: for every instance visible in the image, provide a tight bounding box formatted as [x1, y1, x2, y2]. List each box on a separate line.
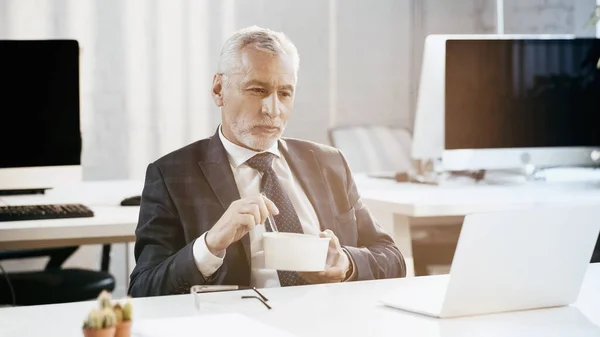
[211, 74, 224, 107]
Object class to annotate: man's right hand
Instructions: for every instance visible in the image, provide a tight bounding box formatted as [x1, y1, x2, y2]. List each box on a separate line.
[205, 195, 279, 255]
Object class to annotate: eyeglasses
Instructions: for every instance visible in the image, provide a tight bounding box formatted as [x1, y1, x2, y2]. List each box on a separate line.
[190, 285, 271, 310]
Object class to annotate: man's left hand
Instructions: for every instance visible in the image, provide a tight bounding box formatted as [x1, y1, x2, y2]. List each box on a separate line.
[298, 230, 352, 284]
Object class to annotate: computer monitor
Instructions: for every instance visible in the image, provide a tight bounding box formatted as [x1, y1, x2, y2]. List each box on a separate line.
[0, 40, 82, 193]
[412, 35, 600, 172]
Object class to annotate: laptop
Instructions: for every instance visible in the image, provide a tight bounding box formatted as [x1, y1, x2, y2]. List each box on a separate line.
[381, 205, 600, 318]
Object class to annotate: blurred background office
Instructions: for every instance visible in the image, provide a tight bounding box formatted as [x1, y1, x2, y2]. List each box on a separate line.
[0, 0, 599, 299]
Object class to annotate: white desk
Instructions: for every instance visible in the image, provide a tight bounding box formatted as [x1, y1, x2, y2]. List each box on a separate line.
[354, 174, 600, 276]
[0, 180, 143, 250]
[0, 181, 144, 289]
[0, 206, 139, 250]
[355, 174, 600, 217]
[1, 263, 598, 337]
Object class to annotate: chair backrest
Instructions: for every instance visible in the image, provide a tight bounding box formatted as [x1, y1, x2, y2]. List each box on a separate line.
[328, 125, 413, 174]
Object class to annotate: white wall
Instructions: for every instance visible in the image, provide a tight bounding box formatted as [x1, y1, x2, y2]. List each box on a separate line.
[503, 0, 596, 36]
[335, 0, 412, 129]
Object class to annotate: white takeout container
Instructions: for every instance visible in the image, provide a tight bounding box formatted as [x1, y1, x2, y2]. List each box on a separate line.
[262, 232, 331, 272]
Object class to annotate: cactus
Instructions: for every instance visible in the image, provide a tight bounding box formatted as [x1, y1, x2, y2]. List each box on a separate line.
[113, 303, 124, 323]
[83, 307, 117, 330]
[97, 290, 112, 309]
[122, 300, 133, 321]
[111, 297, 133, 324]
[83, 308, 103, 329]
[101, 308, 117, 328]
[82, 291, 123, 331]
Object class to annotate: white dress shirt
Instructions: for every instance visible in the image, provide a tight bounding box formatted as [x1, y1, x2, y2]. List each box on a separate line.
[192, 127, 321, 288]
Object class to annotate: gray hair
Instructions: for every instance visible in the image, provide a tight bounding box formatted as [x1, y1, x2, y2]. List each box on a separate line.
[217, 26, 300, 79]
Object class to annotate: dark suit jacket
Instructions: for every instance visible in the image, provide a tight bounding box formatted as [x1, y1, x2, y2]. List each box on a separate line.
[129, 130, 406, 297]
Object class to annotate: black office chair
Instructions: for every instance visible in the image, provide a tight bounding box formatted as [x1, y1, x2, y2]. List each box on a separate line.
[0, 245, 115, 306]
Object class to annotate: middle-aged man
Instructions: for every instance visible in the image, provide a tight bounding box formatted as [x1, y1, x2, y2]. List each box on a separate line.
[129, 26, 406, 297]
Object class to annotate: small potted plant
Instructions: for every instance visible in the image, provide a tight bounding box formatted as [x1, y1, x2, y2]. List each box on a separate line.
[113, 298, 133, 337]
[97, 290, 112, 309]
[82, 307, 117, 337]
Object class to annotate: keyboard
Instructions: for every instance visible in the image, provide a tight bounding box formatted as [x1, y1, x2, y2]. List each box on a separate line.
[0, 204, 94, 222]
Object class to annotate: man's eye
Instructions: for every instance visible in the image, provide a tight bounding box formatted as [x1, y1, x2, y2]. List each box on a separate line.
[249, 88, 267, 94]
[279, 91, 292, 97]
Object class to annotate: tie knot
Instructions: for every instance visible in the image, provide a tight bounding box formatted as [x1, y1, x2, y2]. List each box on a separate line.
[245, 152, 275, 172]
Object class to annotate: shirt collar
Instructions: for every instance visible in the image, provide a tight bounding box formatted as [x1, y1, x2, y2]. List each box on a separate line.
[218, 125, 280, 168]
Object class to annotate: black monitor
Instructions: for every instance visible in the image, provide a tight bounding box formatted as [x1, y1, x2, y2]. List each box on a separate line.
[443, 37, 600, 170]
[0, 40, 82, 192]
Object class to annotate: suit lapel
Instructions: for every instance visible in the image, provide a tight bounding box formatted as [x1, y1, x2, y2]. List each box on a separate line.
[279, 139, 335, 232]
[197, 131, 251, 266]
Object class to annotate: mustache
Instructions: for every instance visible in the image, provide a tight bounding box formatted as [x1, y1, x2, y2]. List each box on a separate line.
[250, 120, 283, 128]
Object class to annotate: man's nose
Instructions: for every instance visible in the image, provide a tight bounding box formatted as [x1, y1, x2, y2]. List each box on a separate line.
[262, 93, 281, 117]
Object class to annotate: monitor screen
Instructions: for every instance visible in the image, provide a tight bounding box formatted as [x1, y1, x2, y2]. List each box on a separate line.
[0, 40, 81, 169]
[445, 38, 600, 151]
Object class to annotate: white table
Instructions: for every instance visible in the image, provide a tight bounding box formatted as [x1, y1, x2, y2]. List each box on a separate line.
[0, 206, 139, 250]
[354, 174, 600, 276]
[0, 180, 144, 288]
[1, 263, 598, 337]
[0, 180, 143, 250]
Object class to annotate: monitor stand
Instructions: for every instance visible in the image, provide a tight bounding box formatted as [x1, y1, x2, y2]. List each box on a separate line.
[417, 167, 540, 186]
[0, 188, 49, 196]
[407, 158, 490, 185]
[521, 163, 539, 182]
